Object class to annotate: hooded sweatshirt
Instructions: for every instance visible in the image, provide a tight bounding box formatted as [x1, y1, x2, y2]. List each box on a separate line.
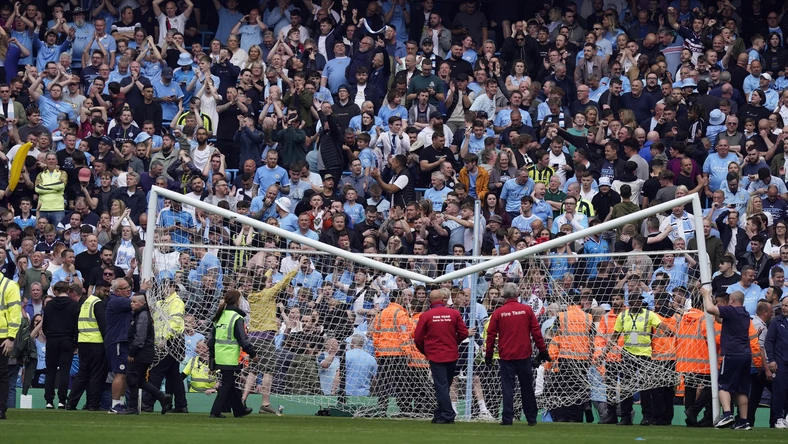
[42, 296, 79, 341]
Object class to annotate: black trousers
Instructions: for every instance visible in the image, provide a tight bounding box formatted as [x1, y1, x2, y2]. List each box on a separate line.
[683, 374, 713, 423]
[211, 368, 246, 417]
[45, 338, 74, 404]
[376, 356, 408, 416]
[143, 354, 187, 410]
[620, 354, 652, 422]
[0, 352, 8, 413]
[773, 364, 788, 426]
[747, 371, 773, 427]
[651, 360, 676, 424]
[67, 343, 108, 409]
[500, 358, 537, 424]
[126, 360, 166, 410]
[551, 361, 587, 422]
[407, 366, 434, 416]
[429, 360, 456, 422]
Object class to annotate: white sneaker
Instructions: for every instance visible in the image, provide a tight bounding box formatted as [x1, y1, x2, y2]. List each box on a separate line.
[57, 403, 65, 409]
[478, 411, 496, 421]
[776, 418, 788, 429]
[45, 403, 54, 409]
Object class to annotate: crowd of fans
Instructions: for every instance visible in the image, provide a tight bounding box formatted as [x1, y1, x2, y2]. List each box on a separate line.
[2, 0, 788, 423]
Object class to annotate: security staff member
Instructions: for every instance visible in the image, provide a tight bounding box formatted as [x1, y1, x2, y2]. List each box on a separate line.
[370, 289, 413, 417]
[208, 290, 255, 418]
[651, 293, 678, 426]
[551, 293, 594, 422]
[144, 277, 188, 413]
[601, 292, 669, 426]
[595, 293, 625, 425]
[182, 340, 216, 393]
[676, 293, 717, 427]
[67, 282, 109, 410]
[0, 274, 22, 420]
[484, 283, 550, 426]
[413, 289, 470, 424]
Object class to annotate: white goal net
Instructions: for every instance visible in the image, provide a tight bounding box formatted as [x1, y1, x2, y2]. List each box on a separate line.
[143, 188, 717, 421]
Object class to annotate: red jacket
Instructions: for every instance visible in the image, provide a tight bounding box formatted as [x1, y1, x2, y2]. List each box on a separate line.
[485, 299, 547, 361]
[414, 303, 469, 363]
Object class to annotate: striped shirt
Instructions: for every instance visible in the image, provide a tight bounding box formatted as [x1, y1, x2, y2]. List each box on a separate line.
[528, 165, 555, 186]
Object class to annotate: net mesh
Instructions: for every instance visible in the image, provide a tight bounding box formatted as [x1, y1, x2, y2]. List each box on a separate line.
[146, 201, 710, 421]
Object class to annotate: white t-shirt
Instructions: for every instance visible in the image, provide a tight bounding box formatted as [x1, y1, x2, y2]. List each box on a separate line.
[157, 14, 187, 46]
[354, 84, 367, 109]
[549, 151, 568, 184]
[191, 146, 211, 171]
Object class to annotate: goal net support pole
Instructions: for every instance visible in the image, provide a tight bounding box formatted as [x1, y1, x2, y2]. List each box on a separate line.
[691, 196, 720, 421]
[464, 199, 482, 421]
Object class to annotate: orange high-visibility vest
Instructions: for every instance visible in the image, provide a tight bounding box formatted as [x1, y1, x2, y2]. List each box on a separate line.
[595, 309, 624, 362]
[555, 306, 594, 361]
[675, 309, 719, 374]
[370, 303, 410, 357]
[653, 313, 678, 361]
[406, 312, 429, 368]
[676, 375, 685, 398]
[749, 321, 763, 369]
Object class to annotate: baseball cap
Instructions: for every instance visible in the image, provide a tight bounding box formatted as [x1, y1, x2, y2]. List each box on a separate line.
[161, 67, 174, 79]
[421, 38, 434, 46]
[99, 136, 113, 145]
[761, 73, 773, 81]
[598, 177, 612, 187]
[72, 7, 86, 15]
[322, 173, 335, 181]
[78, 168, 91, 181]
[709, 64, 722, 71]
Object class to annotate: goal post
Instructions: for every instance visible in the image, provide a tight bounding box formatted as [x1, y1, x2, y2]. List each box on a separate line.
[142, 186, 718, 421]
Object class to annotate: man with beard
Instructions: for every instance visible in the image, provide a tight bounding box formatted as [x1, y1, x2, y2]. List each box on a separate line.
[444, 43, 473, 80]
[346, 36, 380, 87]
[88, 247, 127, 296]
[495, 90, 531, 132]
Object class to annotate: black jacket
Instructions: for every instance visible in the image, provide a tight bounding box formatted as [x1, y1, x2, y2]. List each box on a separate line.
[42, 296, 79, 341]
[128, 305, 155, 364]
[716, 209, 750, 259]
[348, 84, 384, 113]
[317, 111, 346, 172]
[110, 187, 147, 224]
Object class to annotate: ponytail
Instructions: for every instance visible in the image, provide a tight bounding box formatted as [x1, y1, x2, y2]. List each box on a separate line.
[212, 290, 241, 323]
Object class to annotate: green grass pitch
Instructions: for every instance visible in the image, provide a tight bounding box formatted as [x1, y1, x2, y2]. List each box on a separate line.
[1, 411, 785, 444]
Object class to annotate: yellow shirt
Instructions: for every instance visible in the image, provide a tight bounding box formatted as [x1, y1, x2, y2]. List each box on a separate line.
[247, 268, 298, 332]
